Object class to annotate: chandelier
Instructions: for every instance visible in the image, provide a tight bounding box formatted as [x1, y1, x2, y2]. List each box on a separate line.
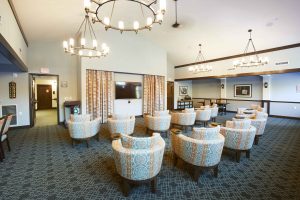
[188, 44, 212, 73]
[231, 29, 269, 69]
[63, 15, 110, 58]
[83, 0, 166, 33]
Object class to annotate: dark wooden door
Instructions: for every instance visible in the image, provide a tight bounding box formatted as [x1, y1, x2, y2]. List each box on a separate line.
[37, 84, 52, 110]
[167, 81, 174, 110]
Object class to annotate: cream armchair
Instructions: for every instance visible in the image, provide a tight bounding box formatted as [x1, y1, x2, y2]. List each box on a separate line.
[68, 117, 101, 148]
[171, 126, 224, 181]
[108, 115, 135, 139]
[171, 111, 196, 132]
[112, 133, 165, 196]
[195, 109, 211, 127]
[220, 120, 256, 162]
[145, 112, 171, 137]
[70, 114, 91, 122]
[210, 107, 219, 122]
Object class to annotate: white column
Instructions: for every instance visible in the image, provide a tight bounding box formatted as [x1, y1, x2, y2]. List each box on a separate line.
[220, 78, 227, 98]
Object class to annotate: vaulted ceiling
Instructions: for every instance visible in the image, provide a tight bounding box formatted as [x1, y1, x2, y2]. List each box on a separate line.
[12, 0, 300, 66]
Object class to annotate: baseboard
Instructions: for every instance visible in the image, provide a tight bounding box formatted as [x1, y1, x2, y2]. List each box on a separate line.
[10, 125, 31, 130]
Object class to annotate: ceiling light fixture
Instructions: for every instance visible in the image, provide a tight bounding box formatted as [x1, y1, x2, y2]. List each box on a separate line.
[172, 0, 180, 28]
[63, 15, 110, 58]
[231, 29, 269, 70]
[84, 0, 166, 33]
[188, 44, 212, 73]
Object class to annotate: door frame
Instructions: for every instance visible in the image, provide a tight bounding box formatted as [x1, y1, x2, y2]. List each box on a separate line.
[28, 73, 60, 127]
[167, 81, 174, 110]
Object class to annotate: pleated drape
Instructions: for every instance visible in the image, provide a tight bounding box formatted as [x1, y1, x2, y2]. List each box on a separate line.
[86, 70, 114, 123]
[143, 75, 165, 115]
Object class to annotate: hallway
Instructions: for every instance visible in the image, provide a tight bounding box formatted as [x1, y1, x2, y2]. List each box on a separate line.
[35, 109, 57, 127]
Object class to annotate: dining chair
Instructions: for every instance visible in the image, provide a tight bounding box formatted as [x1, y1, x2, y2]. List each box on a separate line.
[0, 114, 13, 161]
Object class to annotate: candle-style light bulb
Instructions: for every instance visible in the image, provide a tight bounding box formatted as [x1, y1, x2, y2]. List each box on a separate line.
[81, 38, 86, 47]
[93, 40, 97, 48]
[103, 17, 110, 26]
[84, 0, 91, 10]
[118, 21, 124, 30]
[133, 21, 139, 30]
[63, 41, 68, 49]
[69, 38, 74, 47]
[159, 0, 166, 14]
[79, 50, 83, 56]
[146, 17, 153, 26]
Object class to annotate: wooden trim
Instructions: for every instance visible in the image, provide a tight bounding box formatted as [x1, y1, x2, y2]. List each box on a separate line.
[192, 98, 300, 104]
[87, 69, 165, 77]
[0, 34, 28, 72]
[175, 68, 300, 81]
[175, 43, 300, 68]
[7, 0, 29, 47]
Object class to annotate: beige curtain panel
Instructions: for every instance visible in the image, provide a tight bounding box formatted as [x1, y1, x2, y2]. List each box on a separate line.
[86, 70, 114, 123]
[143, 75, 165, 115]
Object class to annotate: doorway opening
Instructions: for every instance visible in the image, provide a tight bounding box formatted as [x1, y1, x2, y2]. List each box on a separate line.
[167, 81, 174, 110]
[29, 74, 59, 127]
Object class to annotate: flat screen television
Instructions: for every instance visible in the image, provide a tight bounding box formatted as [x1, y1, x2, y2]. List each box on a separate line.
[115, 82, 142, 99]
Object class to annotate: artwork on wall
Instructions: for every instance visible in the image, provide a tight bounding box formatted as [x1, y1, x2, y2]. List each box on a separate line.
[179, 86, 188, 96]
[9, 81, 16, 99]
[234, 84, 252, 98]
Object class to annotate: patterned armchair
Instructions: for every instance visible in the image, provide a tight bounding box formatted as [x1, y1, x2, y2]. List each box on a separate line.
[68, 117, 101, 148]
[108, 115, 135, 139]
[171, 126, 224, 181]
[112, 133, 165, 196]
[195, 109, 211, 127]
[171, 111, 196, 132]
[145, 112, 171, 137]
[210, 107, 219, 122]
[250, 118, 267, 145]
[0, 114, 13, 161]
[220, 120, 256, 162]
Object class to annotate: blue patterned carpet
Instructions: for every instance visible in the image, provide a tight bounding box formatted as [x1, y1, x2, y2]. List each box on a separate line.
[0, 114, 300, 200]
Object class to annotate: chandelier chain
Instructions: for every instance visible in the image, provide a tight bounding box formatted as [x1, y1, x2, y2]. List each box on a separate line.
[110, 1, 116, 23]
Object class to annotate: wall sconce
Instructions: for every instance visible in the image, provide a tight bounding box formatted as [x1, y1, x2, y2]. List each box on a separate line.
[264, 82, 268, 88]
[221, 84, 224, 89]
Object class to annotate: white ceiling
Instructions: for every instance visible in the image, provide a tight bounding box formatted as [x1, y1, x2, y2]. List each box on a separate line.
[12, 0, 300, 66]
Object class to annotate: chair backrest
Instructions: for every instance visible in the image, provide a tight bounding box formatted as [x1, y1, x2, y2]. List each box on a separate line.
[171, 112, 196, 126]
[251, 119, 267, 136]
[237, 108, 247, 114]
[255, 111, 268, 119]
[121, 133, 161, 149]
[2, 114, 13, 134]
[189, 126, 220, 140]
[153, 110, 169, 117]
[0, 117, 6, 135]
[222, 126, 256, 150]
[182, 108, 194, 113]
[196, 109, 211, 121]
[210, 107, 219, 117]
[70, 114, 91, 122]
[145, 114, 171, 131]
[227, 119, 251, 129]
[68, 117, 101, 139]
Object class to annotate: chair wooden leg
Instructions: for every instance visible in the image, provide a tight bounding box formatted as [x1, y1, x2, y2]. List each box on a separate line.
[214, 165, 219, 177]
[0, 142, 5, 159]
[6, 138, 11, 152]
[236, 151, 241, 163]
[254, 135, 259, 145]
[121, 178, 131, 197]
[151, 177, 157, 193]
[193, 167, 201, 182]
[86, 139, 90, 148]
[246, 149, 250, 158]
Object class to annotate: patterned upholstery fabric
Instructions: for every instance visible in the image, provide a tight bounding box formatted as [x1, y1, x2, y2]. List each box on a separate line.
[255, 111, 268, 119]
[171, 129, 225, 167]
[112, 133, 165, 181]
[220, 126, 256, 150]
[145, 114, 171, 131]
[171, 112, 196, 126]
[70, 114, 91, 122]
[2, 115, 12, 134]
[68, 117, 101, 139]
[153, 110, 169, 117]
[235, 113, 256, 119]
[108, 116, 135, 138]
[210, 107, 219, 118]
[121, 133, 161, 149]
[187, 126, 221, 140]
[195, 109, 211, 121]
[251, 119, 267, 136]
[226, 119, 251, 129]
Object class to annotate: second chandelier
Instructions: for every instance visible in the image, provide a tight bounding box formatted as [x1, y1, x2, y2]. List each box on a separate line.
[84, 0, 167, 33]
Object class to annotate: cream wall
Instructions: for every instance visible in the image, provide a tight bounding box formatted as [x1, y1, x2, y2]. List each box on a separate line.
[192, 79, 221, 98]
[80, 31, 168, 115]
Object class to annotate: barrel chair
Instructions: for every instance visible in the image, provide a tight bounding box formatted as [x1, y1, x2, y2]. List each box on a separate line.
[195, 109, 211, 127]
[70, 114, 91, 122]
[0, 114, 13, 161]
[220, 120, 256, 162]
[171, 126, 225, 181]
[145, 110, 171, 137]
[210, 107, 219, 122]
[108, 114, 135, 139]
[112, 133, 165, 196]
[68, 117, 101, 148]
[171, 109, 196, 132]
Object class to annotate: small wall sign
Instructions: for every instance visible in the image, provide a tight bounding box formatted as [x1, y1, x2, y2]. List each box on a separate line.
[9, 81, 16, 99]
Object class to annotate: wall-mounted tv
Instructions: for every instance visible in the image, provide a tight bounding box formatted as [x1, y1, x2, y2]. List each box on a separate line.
[115, 82, 142, 99]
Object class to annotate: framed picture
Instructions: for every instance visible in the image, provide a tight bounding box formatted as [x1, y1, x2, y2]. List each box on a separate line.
[179, 86, 188, 96]
[234, 84, 252, 98]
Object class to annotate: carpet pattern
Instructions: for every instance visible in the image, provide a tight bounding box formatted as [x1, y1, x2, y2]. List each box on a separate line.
[0, 114, 300, 200]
